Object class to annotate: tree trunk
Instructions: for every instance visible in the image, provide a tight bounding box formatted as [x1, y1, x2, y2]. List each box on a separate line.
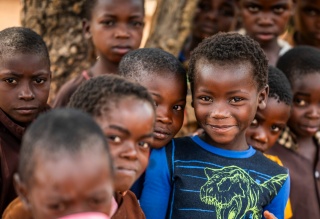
[145, 0, 199, 56]
[20, 0, 91, 103]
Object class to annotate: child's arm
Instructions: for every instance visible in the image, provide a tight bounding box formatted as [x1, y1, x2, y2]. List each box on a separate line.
[140, 147, 172, 219]
[264, 211, 278, 219]
[263, 176, 290, 219]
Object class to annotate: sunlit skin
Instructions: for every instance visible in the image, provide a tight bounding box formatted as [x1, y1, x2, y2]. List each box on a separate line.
[182, 0, 236, 60]
[140, 74, 186, 149]
[287, 74, 320, 138]
[246, 97, 291, 152]
[15, 147, 114, 219]
[294, 0, 320, 48]
[238, 0, 293, 65]
[0, 53, 51, 126]
[83, 0, 144, 75]
[95, 97, 155, 192]
[192, 59, 268, 151]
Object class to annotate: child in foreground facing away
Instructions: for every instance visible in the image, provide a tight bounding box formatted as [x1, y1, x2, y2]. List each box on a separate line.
[292, 0, 320, 49]
[3, 109, 115, 219]
[140, 32, 290, 219]
[69, 75, 155, 219]
[237, 0, 294, 66]
[0, 27, 51, 214]
[246, 66, 293, 219]
[118, 48, 187, 198]
[53, 0, 145, 107]
[267, 46, 320, 219]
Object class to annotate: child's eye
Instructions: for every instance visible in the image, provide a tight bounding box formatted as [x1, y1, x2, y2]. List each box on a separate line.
[107, 135, 121, 143]
[173, 105, 184, 111]
[200, 96, 212, 102]
[138, 141, 150, 149]
[247, 5, 260, 13]
[273, 6, 285, 14]
[198, 2, 211, 12]
[102, 20, 115, 26]
[271, 125, 281, 133]
[34, 78, 46, 84]
[303, 7, 319, 16]
[88, 197, 106, 206]
[131, 21, 144, 27]
[294, 98, 307, 107]
[229, 97, 243, 103]
[250, 118, 258, 127]
[4, 78, 17, 84]
[47, 203, 65, 212]
[220, 7, 235, 17]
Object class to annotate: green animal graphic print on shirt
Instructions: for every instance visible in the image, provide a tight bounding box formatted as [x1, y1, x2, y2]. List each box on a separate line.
[200, 166, 288, 219]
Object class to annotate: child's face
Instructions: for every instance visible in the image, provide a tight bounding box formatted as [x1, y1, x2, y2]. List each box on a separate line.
[239, 0, 293, 45]
[140, 74, 187, 148]
[192, 60, 268, 150]
[96, 97, 154, 192]
[0, 53, 50, 125]
[83, 0, 144, 63]
[295, 0, 320, 48]
[20, 148, 114, 219]
[193, 0, 236, 39]
[287, 73, 320, 137]
[246, 97, 291, 152]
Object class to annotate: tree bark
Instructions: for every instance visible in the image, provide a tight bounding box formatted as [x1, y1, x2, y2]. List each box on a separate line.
[20, 0, 91, 102]
[145, 0, 199, 56]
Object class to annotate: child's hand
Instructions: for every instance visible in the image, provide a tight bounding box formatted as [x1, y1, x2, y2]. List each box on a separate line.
[263, 210, 278, 219]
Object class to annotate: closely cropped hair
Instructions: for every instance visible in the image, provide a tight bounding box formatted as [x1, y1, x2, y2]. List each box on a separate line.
[268, 66, 292, 106]
[19, 109, 111, 184]
[68, 74, 155, 117]
[0, 27, 50, 65]
[188, 32, 268, 91]
[119, 48, 186, 85]
[82, 0, 145, 20]
[276, 46, 320, 85]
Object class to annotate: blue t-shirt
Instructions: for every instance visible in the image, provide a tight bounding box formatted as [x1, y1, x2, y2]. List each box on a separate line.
[140, 136, 290, 219]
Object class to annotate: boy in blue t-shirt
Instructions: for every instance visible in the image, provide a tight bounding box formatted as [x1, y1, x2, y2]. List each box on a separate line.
[140, 32, 290, 219]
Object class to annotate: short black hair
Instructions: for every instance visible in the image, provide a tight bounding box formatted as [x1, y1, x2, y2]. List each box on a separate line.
[268, 66, 292, 105]
[82, 0, 145, 20]
[0, 27, 50, 66]
[276, 46, 320, 85]
[119, 48, 187, 89]
[68, 74, 155, 118]
[19, 108, 111, 184]
[188, 32, 268, 91]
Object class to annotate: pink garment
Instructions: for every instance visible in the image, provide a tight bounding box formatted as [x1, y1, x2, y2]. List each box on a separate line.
[58, 212, 110, 219]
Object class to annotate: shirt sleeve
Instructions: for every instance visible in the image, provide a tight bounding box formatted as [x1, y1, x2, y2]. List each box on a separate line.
[263, 175, 290, 219]
[140, 147, 172, 219]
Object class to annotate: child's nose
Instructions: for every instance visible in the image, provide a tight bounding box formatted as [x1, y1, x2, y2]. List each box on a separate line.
[257, 13, 273, 26]
[18, 83, 35, 100]
[114, 24, 130, 38]
[253, 129, 268, 144]
[209, 103, 230, 119]
[306, 105, 320, 120]
[121, 141, 138, 160]
[157, 107, 173, 124]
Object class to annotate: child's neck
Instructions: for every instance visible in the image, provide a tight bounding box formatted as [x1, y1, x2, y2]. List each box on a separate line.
[200, 132, 249, 151]
[297, 136, 317, 163]
[260, 39, 281, 66]
[90, 58, 119, 77]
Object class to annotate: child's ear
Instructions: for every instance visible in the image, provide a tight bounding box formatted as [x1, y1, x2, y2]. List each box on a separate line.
[258, 85, 269, 110]
[13, 173, 31, 210]
[82, 18, 91, 39]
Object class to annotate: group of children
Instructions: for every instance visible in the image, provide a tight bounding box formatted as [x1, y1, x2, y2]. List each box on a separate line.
[0, 0, 320, 218]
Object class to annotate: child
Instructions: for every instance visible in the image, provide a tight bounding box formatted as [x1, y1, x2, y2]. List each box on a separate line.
[179, 0, 237, 64]
[0, 27, 51, 214]
[246, 66, 293, 219]
[3, 109, 115, 219]
[267, 46, 320, 219]
[52, 0, 145, 107]
[140, 32, 290, 219]
[69, 75, 155, 218]
[293, 0, 320, 49]
[119, 48, 187, 149]
[237, 0, 294, 66]
[119, 48, 187, 198]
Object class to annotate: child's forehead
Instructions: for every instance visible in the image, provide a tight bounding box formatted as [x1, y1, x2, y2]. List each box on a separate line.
[95, 0, 144, 11]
